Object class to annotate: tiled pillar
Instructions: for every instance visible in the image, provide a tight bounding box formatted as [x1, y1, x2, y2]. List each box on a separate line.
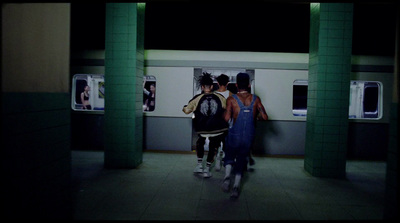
[384, 4, 399, 219]
[104, 3, 145, 168]
[304, 3, 353, 178]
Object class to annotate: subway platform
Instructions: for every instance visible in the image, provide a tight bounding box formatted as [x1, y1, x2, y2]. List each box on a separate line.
[71, 150, 387, 220]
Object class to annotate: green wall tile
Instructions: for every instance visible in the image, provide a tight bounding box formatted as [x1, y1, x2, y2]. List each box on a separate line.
[2, 92, 71, 219]
[305, 3, 353, 178]
[104, 3, 145, 169]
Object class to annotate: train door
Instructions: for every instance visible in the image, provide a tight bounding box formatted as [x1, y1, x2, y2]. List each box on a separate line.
[191, 68, 255, 151]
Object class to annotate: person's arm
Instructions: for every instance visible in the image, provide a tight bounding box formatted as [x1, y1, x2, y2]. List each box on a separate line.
[183, 95, 200, 114]
[143, 79, 151, 96]
[143, 88, 150, 96]
[224, 96, 233, 122]
[80, 92, 86, 109]
[255, 97, 268, 121]
[183, 104, 193, 114]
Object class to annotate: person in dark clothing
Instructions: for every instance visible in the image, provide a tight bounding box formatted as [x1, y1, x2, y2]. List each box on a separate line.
[221, 72, 268, 198]
[214, 74, 233, 171]
[183, 72, 229, 178]
[144, 84, 156, 111]
[81, 85, 91, 110]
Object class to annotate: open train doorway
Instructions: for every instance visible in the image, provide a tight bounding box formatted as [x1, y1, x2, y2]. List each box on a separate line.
[191, 68, 255, 151]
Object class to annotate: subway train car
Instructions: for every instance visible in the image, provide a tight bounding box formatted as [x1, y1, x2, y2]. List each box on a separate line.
[70, 50, 394, 160]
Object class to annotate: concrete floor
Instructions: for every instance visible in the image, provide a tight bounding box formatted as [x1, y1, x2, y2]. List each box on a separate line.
[71, 150, 386, 220]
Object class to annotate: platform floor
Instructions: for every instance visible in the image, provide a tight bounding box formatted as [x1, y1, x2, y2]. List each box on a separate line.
[71, 150, 387, 220]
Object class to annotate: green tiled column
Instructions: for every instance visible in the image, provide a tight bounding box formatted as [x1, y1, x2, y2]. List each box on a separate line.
[104, 3, 145, 168]
[384, 103, 398, 219]
[304, 3, 353, 178]
[384, 4, 399, 218]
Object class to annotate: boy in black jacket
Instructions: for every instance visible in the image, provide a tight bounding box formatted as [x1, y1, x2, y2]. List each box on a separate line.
[183, 73, 229, 178]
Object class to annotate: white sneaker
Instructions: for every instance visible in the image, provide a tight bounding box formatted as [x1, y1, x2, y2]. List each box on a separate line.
[193, 164, 203, 173]
[203, 166, 212, 178]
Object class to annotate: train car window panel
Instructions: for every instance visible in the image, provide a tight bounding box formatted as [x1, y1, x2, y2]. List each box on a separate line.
[293, 80, 382, 119]
[71, 74, 105, 112]
[292, 80, 308, 116]
[349, 81, 382, 119]
[143, 75, 156, 112]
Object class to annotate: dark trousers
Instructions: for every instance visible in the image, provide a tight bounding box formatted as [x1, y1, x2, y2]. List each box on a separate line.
[196, 133, 226, 163]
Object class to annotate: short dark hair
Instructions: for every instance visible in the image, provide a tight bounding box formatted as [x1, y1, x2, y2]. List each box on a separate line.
[216, 74, 229, 86]
[236, 72, 249, 90]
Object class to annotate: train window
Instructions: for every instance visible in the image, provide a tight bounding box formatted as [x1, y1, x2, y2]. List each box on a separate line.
[71, 74, 105, 112]
[364, 83, 379, 117]
[143, 75, 156, 112]
[292, 80, 308, 116]
[349, 81, 382, 119]
[292, 80, 382, 119]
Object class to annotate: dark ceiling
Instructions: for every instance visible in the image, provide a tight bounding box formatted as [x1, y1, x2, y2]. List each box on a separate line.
[71, 2, 397, 56]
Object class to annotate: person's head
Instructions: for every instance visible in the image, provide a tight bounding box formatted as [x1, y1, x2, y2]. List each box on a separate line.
[150, 84, 156, 93]
[199, 72, 214, 92]
[236, 73, 250, 90]
[84, 85, 90, 92]
[216, 74, 229, 87]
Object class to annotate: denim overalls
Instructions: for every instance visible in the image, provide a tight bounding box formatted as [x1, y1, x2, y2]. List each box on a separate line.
[224, 94, 256, 175]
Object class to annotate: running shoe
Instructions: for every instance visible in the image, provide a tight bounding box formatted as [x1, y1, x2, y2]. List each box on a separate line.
[203, 166, 212, 178]
[193, 163, 203, 173]
[221, 177, 230, 192]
